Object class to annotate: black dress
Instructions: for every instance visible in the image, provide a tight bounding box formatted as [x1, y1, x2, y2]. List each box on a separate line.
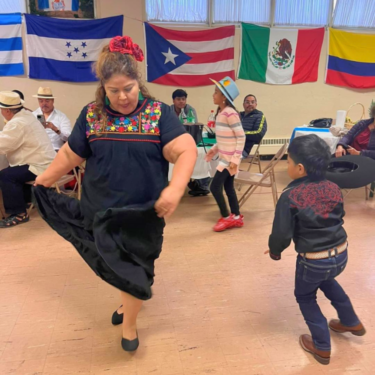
[34, 98, 186, 300]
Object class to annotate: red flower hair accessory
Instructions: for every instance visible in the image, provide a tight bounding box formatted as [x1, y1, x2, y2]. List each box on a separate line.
[109, 36, 144, 62]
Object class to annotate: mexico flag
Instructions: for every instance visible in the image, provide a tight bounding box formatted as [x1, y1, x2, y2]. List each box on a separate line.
[238, 23, 324, 85]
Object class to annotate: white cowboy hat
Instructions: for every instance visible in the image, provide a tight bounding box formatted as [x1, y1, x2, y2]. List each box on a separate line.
[33, 87, 56, 99]
[0, 91, 25, 109]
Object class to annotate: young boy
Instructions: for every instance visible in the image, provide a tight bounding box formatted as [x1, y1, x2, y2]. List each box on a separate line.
[266, 134, 365, 365]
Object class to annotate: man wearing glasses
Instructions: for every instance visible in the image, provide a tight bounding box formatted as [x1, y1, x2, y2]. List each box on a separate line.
[240, 95, 267, 157]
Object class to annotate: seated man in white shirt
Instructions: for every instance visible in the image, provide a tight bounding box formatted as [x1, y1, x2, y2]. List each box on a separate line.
[33, 87, 72, 151]
[0, 92, 56, 227]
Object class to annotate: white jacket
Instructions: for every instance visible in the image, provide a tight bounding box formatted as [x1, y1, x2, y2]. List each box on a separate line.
[33, 107, 72, 150]
[0, 109, 56, 176]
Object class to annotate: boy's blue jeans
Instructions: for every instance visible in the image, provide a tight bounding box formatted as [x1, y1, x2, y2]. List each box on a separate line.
[294, 250, 360, 351]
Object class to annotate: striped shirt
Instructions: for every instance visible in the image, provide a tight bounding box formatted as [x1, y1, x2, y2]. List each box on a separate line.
[211, 107, 245, 175]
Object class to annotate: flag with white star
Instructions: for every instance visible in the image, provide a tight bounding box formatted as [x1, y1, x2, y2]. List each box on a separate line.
[144, 23, 235, 86]
[25, 14, 123, 82]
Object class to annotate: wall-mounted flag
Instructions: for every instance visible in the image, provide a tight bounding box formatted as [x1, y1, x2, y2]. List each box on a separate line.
[25, 14, 123, 82]
[239, 23, 324, 85]
[144, 23, 235, 86]
[0, 13, 24, 77]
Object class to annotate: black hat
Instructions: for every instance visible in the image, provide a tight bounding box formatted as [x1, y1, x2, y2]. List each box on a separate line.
[326, 155, 375, 189]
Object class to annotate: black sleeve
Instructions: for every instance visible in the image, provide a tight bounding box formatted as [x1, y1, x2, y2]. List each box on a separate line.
[244, 113, 267, 143]
[68, 106, 92, 159]
[268, 192, 294, 258]
[159, 103, 186, 147]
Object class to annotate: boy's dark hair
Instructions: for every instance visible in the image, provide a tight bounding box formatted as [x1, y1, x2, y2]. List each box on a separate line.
[244, 94, 257, 102]
[172, 89, 187, 100]
[288, 134, 331, 181]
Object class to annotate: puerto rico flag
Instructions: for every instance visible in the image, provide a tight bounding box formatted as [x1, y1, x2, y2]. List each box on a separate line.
[144, 23, 235, 86]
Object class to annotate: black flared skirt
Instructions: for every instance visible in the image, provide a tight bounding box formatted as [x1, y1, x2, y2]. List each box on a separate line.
[33, 186, 165, 300]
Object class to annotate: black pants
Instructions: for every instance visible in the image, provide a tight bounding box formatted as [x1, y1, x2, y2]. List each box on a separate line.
[210, 169, 240, 217]
[243, 134, 263, 157]
[0, 166, 36, 215]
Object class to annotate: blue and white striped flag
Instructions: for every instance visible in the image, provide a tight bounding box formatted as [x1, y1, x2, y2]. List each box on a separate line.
[0, 13, 24, 76]
[25, 14, 123, 82]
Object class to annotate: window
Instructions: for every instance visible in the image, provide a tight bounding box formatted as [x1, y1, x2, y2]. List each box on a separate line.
[0, 0, 26, 13]
[333, 0, 375, 28]
[274, 0, 331, 26]
[146, 0, 208, 23]
[213, 0, 271, 24]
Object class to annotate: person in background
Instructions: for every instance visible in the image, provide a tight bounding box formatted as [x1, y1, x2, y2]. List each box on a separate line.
[2, 91, 32, 126]
[170, 89, 198, 124]
[205, 77, 245, 232]
[171, 89, 209, 196]
[335, 101, 375, 159]
[0, 91, 55, 227]
[240, 94, 267, 157]
[33, 87, 72, 151]
[267, 134, 365, 365]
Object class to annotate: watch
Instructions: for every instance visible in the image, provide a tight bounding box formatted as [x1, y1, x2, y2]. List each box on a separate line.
[55, 129, 61, 135]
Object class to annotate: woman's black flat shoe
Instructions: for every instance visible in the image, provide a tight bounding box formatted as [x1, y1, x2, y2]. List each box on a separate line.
[111, 308, 124, 325]
[121, 335, 139, 352]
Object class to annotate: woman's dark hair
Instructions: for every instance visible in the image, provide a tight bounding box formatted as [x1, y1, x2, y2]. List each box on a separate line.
[172, 89, 187, 100]
[12, 90, 24, 100]
[92, 45, 153, 133]
[288, 134, 331, 181]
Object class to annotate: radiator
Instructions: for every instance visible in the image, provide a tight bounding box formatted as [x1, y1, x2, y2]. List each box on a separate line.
[259, 138, 290, 155]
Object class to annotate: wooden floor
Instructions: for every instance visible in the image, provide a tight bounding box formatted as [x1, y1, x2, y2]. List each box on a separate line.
[0, 161, 375, 375]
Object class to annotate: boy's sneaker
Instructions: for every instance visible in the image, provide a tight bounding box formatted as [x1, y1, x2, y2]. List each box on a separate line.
[329, 319, 366, 336]
[232, 214, 244, 228]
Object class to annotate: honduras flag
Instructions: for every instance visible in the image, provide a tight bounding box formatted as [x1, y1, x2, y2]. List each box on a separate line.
[25, 14, 123, 82]
[0, 13, 24, 76]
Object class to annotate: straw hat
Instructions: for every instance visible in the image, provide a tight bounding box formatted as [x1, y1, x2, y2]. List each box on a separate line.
[210, 76, 239, 107]
[33, 87, 56, 99]
[0, 91, 24, 109]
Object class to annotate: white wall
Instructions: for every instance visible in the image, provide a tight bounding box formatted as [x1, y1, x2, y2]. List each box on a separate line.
[0, 0, 374, 139]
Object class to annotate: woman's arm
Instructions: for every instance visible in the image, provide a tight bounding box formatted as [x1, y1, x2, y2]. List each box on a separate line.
[338, 120, 368, 147]
[35, 143, 85, 187]
[360, 149, 375, 160]
[155, 133, 197, 218]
